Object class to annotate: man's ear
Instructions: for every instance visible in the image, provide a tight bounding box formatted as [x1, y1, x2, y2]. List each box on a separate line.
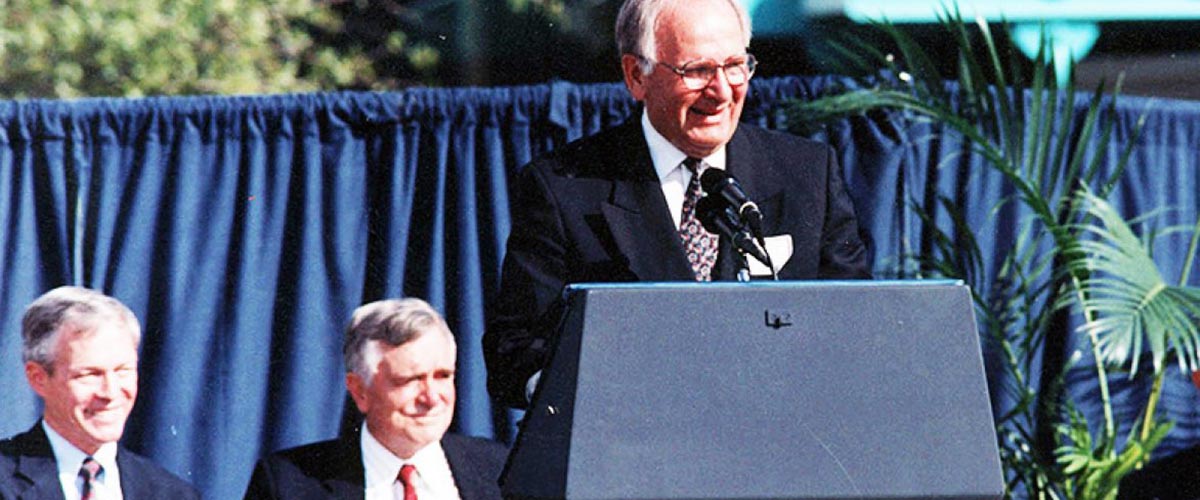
[345, 372, 370, 414]
[621, 54, 648, 101]
[25, 361, 50, 398]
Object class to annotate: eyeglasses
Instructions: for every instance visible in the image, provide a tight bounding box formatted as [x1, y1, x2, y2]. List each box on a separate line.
[645, 54, 758, 90]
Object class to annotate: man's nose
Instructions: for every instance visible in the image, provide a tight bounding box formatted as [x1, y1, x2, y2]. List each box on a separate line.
[703, 66, 734, 100]
[415, 378, 438, 404]
[97, 372, 121, 399]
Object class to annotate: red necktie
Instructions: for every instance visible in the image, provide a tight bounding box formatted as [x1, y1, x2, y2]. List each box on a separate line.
[679, 157, 718, 281]
[398, 464, 418, 500]
[79, 457, 102, 500]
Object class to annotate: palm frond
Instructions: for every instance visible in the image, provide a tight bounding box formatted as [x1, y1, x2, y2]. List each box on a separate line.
[1066, 188, 1200, 375]
[783, 4, 1189, 497]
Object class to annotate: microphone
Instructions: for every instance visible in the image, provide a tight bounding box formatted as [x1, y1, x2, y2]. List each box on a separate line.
[700, 169, 764, 243]
[696, 195, 771, 269]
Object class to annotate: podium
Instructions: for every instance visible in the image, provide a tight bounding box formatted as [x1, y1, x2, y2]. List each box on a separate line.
[500, 280, 1004, 500]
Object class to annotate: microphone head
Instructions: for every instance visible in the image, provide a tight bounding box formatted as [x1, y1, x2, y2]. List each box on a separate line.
[695, 195, 731, 236]
[699, 168, 733, 196]
[697, 194, 771, 268]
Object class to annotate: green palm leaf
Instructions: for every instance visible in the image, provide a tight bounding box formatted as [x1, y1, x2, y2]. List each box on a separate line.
[785, 4, 1196, 497]
[1066, 188, 1200, 376]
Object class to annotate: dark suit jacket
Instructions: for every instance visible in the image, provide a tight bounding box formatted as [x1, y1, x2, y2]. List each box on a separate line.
[242, 432, 508, 500]
[0, 423, 200, 500]
[484, 117, 872, 406]
[1119, 445, 1200, 500]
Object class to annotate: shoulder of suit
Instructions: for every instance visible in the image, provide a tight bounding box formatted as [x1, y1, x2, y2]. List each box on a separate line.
[0, 435, 22, 458]
[442, 433, 507, 451]
[732, 124, 835, 181]
[0, 436, 18, 473]
[735, 122, 831, 153]
[524, 120, 642, 180]
[442, 434, 508, 462]
[263, 436, 352, 465]
[0, 426, 52, 461]
[1120, 445, 1200, 498]
[116, 446, 201, 497]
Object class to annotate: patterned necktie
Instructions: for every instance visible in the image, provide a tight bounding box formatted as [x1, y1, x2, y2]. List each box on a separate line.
[397, 464, 418, 500]
[79, 457, 102, 500]
[679, 157, 718, 281]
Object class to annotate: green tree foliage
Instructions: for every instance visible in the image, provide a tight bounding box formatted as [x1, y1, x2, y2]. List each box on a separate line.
[320, 0, 601, 88]
[0, 0, 380, 98]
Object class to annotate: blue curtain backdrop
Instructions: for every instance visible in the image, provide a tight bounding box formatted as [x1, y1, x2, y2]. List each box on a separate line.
[0, 77, 1198, 499]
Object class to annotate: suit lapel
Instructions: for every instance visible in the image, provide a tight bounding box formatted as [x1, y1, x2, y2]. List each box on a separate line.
[725, 125, 787, 233]
[11, 425, 67, 500]
[441, 435, 494, 500]
[599, 120, 695, 282]
[715, 127, 787, 280]
[116, 448, 149, 500]
[442, 436, 474, 500]
[323, 434, 367, 499]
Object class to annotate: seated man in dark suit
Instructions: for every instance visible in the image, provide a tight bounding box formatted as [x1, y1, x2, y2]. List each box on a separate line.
[1118, 372, 1200, 499]
[244, 298, 508, 500]
[484, 0, 873, 408]
[1119, 445, 1200, 500]
[0, 286, 200, 499]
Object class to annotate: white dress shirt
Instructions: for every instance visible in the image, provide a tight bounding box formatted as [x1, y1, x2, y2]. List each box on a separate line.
[361, 424, 462, 500]
[42, 421, 123, 500]
[640, 109, 727, 229]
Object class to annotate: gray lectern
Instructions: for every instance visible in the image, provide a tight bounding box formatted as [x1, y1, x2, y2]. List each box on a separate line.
[501, 280, 1004, 500]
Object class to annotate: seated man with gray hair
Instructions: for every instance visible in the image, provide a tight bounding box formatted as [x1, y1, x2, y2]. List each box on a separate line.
[0, 286, 200, 499]
[244, 297, 508, 500]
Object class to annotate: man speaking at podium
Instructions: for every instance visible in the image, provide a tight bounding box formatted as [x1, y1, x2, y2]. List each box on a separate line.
[484, 0, 872, 408]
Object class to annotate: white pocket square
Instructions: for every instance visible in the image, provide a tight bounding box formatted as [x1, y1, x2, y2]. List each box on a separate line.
[747, 234, 792, 276]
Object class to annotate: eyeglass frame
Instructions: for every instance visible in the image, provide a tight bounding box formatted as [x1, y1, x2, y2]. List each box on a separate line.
[638, 53, 758, 90]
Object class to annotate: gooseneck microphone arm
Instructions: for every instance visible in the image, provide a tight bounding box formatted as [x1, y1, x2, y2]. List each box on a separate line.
[699, 169, 766, 246]
[696, 196, 777, 280]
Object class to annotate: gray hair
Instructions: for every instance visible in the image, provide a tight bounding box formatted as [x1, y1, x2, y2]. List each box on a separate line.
[615, 0, 753, 74]
[342, 298, 455, 383]
[22, 286, 142, 370]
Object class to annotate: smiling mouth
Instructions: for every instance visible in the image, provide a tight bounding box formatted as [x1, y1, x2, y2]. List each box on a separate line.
[415, 409, 446, 417]
[85, 407, 124, 419]
[690, 102, 735, 121]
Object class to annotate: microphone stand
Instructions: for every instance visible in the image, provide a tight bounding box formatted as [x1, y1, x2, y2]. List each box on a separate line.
[697, 196, 776, 281]
[698, 170, 778, 281]
[758, 231, 779, 281]
[734, 249, 751, 282]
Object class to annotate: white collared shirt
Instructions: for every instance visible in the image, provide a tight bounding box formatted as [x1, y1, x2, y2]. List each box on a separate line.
[42, 421, 123, 500]
[361, 424, 462, 500]
[641, 109, 727, 229]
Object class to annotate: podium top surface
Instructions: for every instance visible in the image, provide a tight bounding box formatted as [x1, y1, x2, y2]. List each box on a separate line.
[565, 279, 964, 293]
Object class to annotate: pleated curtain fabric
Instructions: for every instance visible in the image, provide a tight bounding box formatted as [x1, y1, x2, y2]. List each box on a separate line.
[0, 77, 1196, 500]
